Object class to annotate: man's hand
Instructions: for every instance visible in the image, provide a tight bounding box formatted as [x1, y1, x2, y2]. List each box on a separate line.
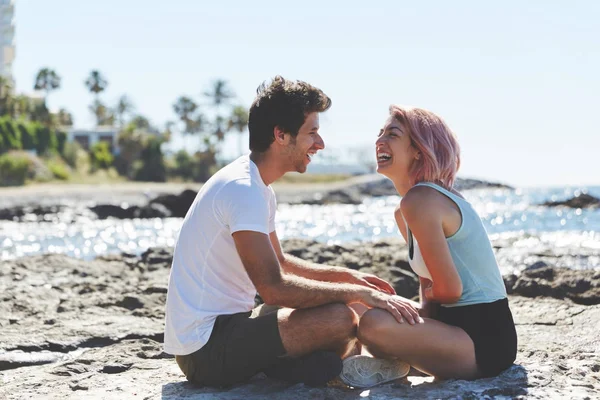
[360, 290, 423, 325]
[346, 270, 396, 295]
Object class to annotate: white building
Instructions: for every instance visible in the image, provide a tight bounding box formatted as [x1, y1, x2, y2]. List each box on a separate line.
[0, 0, 15, 82]
[67, 127, 119, 154]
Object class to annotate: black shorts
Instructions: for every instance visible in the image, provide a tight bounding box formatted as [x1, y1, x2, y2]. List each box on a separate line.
[436, 298, 517, 377]
[175, 305, 286, 387]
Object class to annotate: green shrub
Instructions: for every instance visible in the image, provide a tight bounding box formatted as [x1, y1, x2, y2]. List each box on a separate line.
[132, 136, 166, 182]
[56, 131, 67, 155]
[18, 123, 37, 151]
[90, 141, 114, 170]
[46, 158, 70, 180]
[0, 118, 22, 152]
[34, 125, 58, 156]
[62, 141, 82, 168]
[0, 152, 32, 186]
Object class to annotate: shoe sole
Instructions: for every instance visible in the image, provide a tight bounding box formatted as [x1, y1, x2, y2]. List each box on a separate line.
[340, 355, 411, 388]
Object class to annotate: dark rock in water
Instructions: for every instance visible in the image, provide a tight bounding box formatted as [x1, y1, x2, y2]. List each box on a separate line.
[90, 203, 173, 219]
[87, 189, 197, 220]
[541, 193, 600, 209]
[301, 189, 363, 205]
[283, 175, 513, 205]
[149, 189, 197, 217]
[0, 204, 66, 221]
[508, 263, 600, 305]
[454, 177, 513, 191]
[132, 203, 172, 218]
[90, 204, 134, 219]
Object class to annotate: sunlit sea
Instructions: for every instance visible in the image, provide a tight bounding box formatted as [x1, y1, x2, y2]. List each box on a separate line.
[2, 186, 599, 271]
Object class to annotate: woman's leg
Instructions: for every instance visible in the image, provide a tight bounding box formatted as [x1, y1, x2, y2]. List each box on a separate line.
[358, 308, 479, 380]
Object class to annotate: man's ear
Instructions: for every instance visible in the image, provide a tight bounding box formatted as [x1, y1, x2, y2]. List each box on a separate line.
[273, 126, 287, 144]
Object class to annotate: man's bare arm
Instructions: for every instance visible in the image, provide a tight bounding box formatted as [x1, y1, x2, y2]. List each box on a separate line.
[269, 231, 395, 294]
[232, 230, 418, 323]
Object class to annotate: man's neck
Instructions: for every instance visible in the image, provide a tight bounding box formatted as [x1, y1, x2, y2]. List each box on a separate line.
[249, 151, 286, 186]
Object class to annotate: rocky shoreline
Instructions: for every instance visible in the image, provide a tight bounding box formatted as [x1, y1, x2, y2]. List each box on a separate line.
[0, 175, 513, 222]
[1, 239, 598, 399]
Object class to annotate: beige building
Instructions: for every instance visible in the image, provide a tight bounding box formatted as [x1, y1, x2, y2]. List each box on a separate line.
[0, 0, 15, 82]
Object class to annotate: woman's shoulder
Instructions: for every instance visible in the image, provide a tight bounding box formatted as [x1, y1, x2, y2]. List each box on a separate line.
[401, 185, 445, 213]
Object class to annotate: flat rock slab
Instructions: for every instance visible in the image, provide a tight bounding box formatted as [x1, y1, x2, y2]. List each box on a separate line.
[1, 296, 598, 399]
[1, 241, 599, 399]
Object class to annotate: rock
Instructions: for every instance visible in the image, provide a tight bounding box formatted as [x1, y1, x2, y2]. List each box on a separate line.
[86, 189, 197, 220]
[89, 204, 134, 219]
[1, 241, 599, 398]
[541, 193, 600, 209]
[509, 263, 600, 305]
[132, 203, 172, 218]
[149, 189, 197, 217]
[0, 204, 66, 221]
[1, 300, 599, 399]
[283, 175, 513, 205]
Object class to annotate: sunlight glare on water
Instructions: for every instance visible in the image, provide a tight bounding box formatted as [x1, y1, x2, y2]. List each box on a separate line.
[1, 186, 598, 267]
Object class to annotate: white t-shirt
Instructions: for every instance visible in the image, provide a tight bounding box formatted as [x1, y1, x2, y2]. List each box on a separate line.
[163, 155, 277, 355]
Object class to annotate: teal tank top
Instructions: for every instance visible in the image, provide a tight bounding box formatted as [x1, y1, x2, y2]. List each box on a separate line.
[405, 182, 507, 308]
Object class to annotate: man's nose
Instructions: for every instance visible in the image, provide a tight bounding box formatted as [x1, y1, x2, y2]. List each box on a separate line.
[315, 134, 325, 150]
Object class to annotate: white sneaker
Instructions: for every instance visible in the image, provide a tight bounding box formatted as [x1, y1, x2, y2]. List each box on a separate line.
[339, 355, 411, 388]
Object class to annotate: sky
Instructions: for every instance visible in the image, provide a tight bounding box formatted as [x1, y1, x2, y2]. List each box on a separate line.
[10, 0, 600, 187]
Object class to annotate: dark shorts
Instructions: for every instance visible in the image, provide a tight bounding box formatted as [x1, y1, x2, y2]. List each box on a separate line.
[175, 305, 286, 387]
[436, 298, 518, 377]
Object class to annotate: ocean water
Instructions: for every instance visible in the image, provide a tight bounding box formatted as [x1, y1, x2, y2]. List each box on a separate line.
[1, 186, 599, 270]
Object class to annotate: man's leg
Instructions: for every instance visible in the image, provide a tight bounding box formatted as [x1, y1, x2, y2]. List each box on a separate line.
[277, 302, 359, 359]
[177, 303, 358, 387]
[260, 302, 358, 386]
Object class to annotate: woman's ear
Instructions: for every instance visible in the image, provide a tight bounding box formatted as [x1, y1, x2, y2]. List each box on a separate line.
[415, 152, 421, 160]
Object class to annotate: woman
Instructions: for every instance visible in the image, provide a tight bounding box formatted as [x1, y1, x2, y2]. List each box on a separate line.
[340, 105, 517, 388]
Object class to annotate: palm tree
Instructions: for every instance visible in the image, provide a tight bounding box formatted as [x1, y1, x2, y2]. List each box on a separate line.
[115, 95, 134, 127]
[56, 108, 73, 128]
[131, 115, 157, 133]
[173, 96, 201, 149]
[85, 70, 108, 101]
[163, 120, 175, 142]
[228, 105, 249, 156]
[34, 68, 61, 104]
[203, 79, 234, 109]
[89, 99, 114, 127]
[173, 96, 197, 122]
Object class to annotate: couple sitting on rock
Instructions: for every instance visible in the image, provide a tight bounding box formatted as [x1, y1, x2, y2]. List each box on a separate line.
[163, 76, 517, 389]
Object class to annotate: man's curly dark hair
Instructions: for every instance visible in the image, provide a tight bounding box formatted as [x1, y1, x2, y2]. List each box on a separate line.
[248, 76, 332, 152]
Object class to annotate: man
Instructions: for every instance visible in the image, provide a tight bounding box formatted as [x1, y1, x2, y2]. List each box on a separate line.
[164, 76, 420, 387]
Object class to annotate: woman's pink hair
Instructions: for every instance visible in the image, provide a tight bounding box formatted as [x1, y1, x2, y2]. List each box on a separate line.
[389, 105, 461, 190]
